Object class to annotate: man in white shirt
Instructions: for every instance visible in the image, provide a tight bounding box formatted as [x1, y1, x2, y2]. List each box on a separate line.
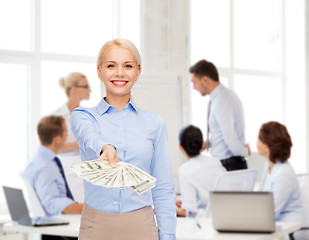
[176, 125, 226, 217]
[189, 59, 251, 171]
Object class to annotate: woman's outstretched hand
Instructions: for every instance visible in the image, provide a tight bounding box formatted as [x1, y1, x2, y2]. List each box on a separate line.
[98, 144, 118, 168]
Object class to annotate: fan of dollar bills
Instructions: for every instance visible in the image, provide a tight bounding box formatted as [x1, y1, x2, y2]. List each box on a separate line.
[71, 159, 157, 195]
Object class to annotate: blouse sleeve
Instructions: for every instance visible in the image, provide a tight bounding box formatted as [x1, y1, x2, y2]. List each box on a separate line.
[71, 108, 108, 158]
[150, 119, 176, 240]
[272, 172, 296, 218]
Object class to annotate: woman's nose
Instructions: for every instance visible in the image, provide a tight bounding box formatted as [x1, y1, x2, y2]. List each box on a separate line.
[115, 67, 124, 77]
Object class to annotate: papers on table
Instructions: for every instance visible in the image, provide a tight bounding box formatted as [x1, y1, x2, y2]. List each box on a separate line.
[71, 159, 156, 195]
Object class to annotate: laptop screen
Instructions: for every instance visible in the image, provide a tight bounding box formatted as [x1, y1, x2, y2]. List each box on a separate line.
[3, 186, 32, 226]
[210, 191, 276, 233]
[3, 186, 70, 227]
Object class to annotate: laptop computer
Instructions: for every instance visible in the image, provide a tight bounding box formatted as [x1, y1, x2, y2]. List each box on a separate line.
[209, 191, 276, 233]
[3, 186, 69, 227]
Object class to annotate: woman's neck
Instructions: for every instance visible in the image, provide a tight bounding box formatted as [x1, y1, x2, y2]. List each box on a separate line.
[268, 160, 274, 174]
[67, 97, 81, 113]
[105, 94, 130, 111]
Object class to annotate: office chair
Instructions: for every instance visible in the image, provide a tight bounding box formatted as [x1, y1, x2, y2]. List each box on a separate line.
[19, 173, 47, 217]
[246, 152, 266, 183]
[212, 169, 258, 191]
[205, 169, 258, 217]
[289, 173, 309, 240]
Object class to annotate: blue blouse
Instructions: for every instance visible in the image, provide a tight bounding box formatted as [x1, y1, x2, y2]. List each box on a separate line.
[71, 98, 176, 240]
[259, 161, 303, 224]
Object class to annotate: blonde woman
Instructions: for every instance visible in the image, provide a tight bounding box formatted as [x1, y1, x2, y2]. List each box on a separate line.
[71, 39, 176, 240]
[53, 72, 91, 203]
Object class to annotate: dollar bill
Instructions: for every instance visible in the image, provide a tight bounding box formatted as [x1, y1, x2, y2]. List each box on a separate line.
[71, 159, 157, 194]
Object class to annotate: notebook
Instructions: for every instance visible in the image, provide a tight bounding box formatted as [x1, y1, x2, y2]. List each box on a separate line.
[3, 186, 69, 227]
[209, 191, 276, 233]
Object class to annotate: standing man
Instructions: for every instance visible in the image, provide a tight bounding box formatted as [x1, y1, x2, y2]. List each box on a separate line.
[189, 59, 250, 171]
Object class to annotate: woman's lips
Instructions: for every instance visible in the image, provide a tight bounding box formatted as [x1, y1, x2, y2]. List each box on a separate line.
[111, 80, 128, 87]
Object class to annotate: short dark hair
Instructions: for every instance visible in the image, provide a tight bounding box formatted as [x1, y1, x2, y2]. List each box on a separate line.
[179, 125, 203, 158]
[189, 59, 219, 81]
[37, 115, 65, 146]
[258, 121, 293, 163]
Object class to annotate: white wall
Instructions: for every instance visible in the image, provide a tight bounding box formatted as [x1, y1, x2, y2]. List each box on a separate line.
[137, 0, 191, 192]
[132, 75, 185, 192]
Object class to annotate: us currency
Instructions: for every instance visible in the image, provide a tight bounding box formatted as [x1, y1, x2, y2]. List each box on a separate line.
[71, 159, 156, 194]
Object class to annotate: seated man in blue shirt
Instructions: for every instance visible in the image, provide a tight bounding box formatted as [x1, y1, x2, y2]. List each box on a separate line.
[23, 115, 83, 240]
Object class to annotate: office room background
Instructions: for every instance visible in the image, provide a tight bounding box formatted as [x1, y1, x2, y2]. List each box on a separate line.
[0, 0, 308, 215]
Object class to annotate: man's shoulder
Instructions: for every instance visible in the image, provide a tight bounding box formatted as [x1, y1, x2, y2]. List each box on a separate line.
[24, 160, 51, 184]
[217, 86, 240, 102]
[27, 152, 57, 173]
[213, 88, 242, 113]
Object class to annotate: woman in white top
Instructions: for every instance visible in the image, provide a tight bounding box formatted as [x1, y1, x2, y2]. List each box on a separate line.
[177, 125, 226, 217]
[257, 121, 303, 224]
[53, 72, 91, 203]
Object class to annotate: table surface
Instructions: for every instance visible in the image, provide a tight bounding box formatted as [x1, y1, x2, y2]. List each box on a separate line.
[176, 218, 300, 240]
[3, 215, 300, 240]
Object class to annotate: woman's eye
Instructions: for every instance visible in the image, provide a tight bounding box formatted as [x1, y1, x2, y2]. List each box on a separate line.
[125, 65, 133, 68]
[107, 64, 115, 68]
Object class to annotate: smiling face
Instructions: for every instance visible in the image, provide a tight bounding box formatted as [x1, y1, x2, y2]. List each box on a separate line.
[97, 45, 141, 102]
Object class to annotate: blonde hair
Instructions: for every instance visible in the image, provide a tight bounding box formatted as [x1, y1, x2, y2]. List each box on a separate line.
[97, 38, 141, 69]
[59, 72, 86, 97]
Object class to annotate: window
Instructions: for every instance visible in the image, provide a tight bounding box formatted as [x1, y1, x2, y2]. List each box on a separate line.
[234, 75, 283, 144]
[233, 0, 282, 71]
[0, 0, 32, 51]
[190, 0, 230, 68]
[0, 63, 29, 213]
[41, 0, 113, 56]
[0, 63, 29, 184]
[190, 0, 306, 172]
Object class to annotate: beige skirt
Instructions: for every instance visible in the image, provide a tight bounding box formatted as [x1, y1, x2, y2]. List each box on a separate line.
[79, 205, 159, 240]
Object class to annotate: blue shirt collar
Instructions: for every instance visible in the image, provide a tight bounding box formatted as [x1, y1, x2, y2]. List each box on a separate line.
[96, 97, 138, 115]
[37, 144, 57, 161]
[210, 83, 224, 102]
